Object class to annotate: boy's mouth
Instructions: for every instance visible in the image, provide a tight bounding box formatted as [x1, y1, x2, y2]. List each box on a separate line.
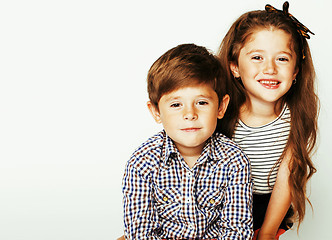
[181, 128, 201, 132]
[258, 80, 280, 89]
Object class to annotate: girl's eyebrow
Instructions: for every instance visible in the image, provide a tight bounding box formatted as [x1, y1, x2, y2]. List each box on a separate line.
[245, 49, 263, 55]
[246, 49, 294, 57]
[279, 51, 294, 57]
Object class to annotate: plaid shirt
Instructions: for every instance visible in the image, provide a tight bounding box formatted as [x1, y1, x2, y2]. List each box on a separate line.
[123, 130, 253, 239]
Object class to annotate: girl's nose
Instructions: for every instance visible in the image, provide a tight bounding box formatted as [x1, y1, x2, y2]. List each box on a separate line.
[263, 59, 277, 74]
[183, 107, 197, 120]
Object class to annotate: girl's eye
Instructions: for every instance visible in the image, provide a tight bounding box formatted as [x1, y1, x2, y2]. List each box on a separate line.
[277, 57, 289, 62]
[170, 103, 181, 108]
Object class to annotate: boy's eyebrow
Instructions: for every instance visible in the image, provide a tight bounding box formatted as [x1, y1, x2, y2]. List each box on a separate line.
[196, 94, 215, 100]
[164, 94, 215, 102]
[163, 95, 180, 102]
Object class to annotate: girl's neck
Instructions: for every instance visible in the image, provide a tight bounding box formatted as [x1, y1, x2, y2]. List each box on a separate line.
[240, 100, 283, 127]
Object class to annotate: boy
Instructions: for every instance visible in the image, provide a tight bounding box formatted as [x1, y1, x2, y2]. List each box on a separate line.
[122, 44, 253, 239]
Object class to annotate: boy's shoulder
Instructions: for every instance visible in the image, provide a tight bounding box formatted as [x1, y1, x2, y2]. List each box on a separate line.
[132, 130, 165, 156]
[212, 132, 244, 153]
[211, 132, 249, 167]
[126, 131, 167, 171]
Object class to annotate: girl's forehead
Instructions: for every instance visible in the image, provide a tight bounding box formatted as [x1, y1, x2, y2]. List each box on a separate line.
[248, 28, 290, 42]
[243, 28, 295, 51]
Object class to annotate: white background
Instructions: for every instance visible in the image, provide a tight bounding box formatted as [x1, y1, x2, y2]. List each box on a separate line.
[1, 0, 331, 239]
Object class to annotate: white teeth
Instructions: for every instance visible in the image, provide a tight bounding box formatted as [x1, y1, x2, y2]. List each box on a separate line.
[259, 80, 279, 85]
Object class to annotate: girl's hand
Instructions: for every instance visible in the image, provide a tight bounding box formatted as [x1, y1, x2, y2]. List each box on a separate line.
[257, 229, 276, 240]
[257, 149, 293, 240]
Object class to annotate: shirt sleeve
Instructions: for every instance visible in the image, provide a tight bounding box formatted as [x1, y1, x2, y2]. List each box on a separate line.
[122, 159, 161, 239]
[218, 152, 253, 240]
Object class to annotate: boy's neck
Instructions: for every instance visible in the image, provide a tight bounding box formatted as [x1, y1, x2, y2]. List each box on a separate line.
[240, 100, 283, 127]
[183, 155, 200, 169]
[175, 142, 205, 169]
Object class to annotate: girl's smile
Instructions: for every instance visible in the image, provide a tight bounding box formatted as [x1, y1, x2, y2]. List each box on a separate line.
[230, 29, 298, 107]
[258, 79, 281, 89]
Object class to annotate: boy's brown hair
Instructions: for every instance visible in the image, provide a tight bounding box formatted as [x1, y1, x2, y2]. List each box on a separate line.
[147, 43, 227, 109]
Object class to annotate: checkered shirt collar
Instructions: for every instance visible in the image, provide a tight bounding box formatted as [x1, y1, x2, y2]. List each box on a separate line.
[161, 130, 222, 167]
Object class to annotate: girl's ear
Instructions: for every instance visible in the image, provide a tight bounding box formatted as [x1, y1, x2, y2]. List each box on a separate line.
[230, 62, 241, 78]
[217, 94, 230, 119]
[147, 101, 162, 124]
[292, 67, 299, 80]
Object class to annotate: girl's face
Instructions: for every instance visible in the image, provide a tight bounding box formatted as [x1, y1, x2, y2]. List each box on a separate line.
[230, 29, 298, 107]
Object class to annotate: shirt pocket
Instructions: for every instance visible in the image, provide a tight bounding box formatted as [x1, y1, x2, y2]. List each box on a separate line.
[196, 186, 224, 212]
[153, 186, 182, 220]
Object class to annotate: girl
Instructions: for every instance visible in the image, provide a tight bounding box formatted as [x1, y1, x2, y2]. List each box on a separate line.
[217, 2, 319, 240]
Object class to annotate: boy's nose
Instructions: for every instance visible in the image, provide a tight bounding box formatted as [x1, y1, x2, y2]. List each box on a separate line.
[183, 107, 197, 120]
[263, 60, 277, 74]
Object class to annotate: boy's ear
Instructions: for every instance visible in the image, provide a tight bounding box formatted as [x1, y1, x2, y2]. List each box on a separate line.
[230, 62, 240, 78]
[147, 101, 162, 124]
[217, 94, 230, 119]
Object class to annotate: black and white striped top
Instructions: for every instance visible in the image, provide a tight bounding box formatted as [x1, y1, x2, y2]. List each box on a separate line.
[232, 105, 291, 194]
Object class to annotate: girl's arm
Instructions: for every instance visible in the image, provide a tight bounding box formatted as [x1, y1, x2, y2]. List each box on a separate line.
[257, 149, 292, 240]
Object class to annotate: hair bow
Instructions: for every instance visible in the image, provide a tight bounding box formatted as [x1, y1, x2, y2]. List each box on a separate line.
[265, 1, 314, 39]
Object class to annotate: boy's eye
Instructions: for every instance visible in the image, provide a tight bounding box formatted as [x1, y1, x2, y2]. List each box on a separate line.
[197, 101, 208, 105]
[170, 103, 181, 108]
[252, 56, 262, 60]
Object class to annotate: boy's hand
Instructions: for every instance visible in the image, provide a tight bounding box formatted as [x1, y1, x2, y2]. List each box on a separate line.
[116, 235, 125, 240]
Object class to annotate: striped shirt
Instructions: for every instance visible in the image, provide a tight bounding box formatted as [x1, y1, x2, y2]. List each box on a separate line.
[232, 105, 291, 194]
[123, 130, 253, 239]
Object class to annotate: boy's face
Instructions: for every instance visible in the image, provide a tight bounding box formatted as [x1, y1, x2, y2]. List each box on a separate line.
[148, 84, 229, 157]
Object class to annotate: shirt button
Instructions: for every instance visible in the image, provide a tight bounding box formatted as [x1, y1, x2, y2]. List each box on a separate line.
[163, 196, 168, 202]
[189, 224, 194, 230]
[209, 198, 215, 204]
[187, 172, 192, 178]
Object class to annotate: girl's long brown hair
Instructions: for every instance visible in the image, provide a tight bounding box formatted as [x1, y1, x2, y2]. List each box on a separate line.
[216, 9, 319, 227]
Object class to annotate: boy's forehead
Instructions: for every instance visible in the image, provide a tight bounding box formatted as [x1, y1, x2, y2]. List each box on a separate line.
[160, 84, 218, 101]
